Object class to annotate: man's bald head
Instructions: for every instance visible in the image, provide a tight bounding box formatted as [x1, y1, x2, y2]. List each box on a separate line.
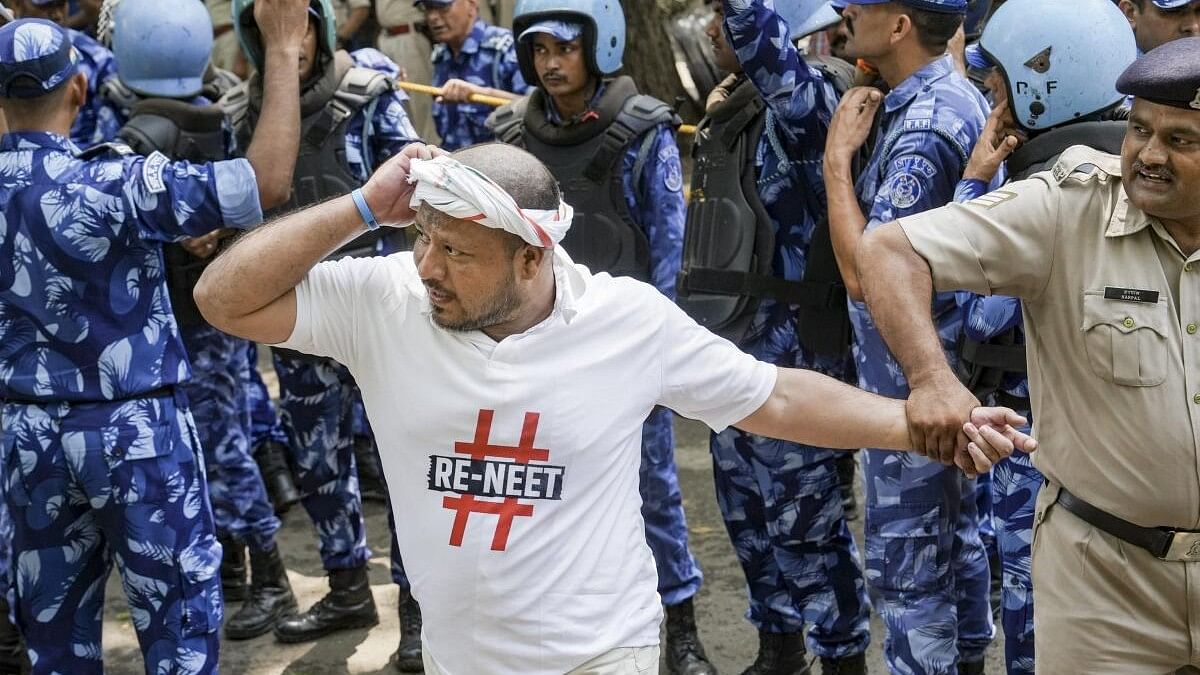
[451, 143, 562, 211]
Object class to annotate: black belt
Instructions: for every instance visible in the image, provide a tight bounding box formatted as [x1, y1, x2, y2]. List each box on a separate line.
[2, 384, 175, 406]
[1055, 487, 1200, 562]
[995, 391, 1030, 412]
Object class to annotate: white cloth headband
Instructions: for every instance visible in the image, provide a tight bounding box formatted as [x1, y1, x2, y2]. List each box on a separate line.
[407, 155, 573, 248]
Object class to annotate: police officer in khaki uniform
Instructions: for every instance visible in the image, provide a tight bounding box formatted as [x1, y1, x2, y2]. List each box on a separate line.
[376, 0, 439, 142]
[855, 37, 1200, 673]
[207, 0, 243, 73]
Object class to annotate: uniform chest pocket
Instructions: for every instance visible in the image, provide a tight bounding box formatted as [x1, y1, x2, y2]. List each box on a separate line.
[1080, 291, 1171, 387]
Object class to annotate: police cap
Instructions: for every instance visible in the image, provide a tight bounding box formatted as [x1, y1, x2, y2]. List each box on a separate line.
[0, 18, 79, 99]
[1151, 0, 1200, 8]
[1116, 36, 1200, 111]
[837, 0, 967, 13]
[413, 0, 456, 7]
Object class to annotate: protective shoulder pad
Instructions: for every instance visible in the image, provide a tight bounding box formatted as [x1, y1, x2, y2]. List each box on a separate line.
[806, 55, 857, 96]
[100, 77, 139, 118]
[487, 97, 528, 144]
[482, 30, 514, 53]
[338, 66, 393, 103]
[1049, 145, 1122, 185]
[617, 94, 681, 135]
[75, 141, 135, 160]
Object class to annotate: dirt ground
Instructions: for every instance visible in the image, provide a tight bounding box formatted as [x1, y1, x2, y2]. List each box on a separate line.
[96, 407, 1013, 674]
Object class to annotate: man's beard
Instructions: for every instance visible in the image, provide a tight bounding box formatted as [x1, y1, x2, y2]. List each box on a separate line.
[430, 272, 524, 333]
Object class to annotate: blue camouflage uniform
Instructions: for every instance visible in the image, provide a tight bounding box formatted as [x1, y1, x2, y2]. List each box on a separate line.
[431, 18, 531, 150]
[547, 83, 699, 607]
[708, 0, 871, 658]
[267, 48, 419, 584]
[954, 179, 1037, 675]
[0, 20, 262, 673]
[66, 29, 123, 147]
[849, 53, 998, 673]
[244, 342, 291, 449]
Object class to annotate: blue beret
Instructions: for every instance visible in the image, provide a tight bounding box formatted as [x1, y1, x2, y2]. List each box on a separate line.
[1151, 0, 1200, 8]
[0, 18, 79, 99]
[518, 20, 584, 43]
[1116, 36, 1200, 110]
[413, 0, 455, 7]
[839, 0, 967, 12]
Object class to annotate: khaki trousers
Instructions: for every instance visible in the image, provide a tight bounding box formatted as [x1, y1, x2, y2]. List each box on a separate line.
[422, 645, 660, 675]
[210, 29, 241, 74]
[1033, 482, 1200, 674]
[377, 30, 439, 145]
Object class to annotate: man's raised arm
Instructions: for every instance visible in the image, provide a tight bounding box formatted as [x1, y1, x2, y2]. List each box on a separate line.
[195, 144, 441, 344]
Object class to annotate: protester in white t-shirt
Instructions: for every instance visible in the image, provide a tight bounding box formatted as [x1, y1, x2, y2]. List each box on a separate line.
[195, 143, 1035, 675]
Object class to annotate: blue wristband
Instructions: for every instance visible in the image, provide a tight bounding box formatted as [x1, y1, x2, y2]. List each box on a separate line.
[351, 188, 380, 231]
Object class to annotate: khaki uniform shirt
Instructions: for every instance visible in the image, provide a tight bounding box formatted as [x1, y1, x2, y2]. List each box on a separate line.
[207, 0, 233, 28]
[375, 0, 424, 28]
[899, 145, 1200, 529]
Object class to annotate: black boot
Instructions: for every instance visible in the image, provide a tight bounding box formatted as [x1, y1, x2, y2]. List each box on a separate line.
[273, 565, 379, 643]
[0, 599, 29, 675]
[225, 545, 299, 640]
[958, 660, 985, 675]
[254, 440, 301, 515]
[819, 653, 866, 675]
[392, 591, 423, 672]
[665, 598, 717, 675]
[836, 453, 858, 521]
[354, 435, 388, 503]
[219, 535, 247, 603]
[740, 631, 811, 675]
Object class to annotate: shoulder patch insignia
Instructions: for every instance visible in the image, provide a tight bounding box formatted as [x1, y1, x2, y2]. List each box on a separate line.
[664, 162, 683, 193]
[483, 32, 514, 52]
[142, 151, 169, 195]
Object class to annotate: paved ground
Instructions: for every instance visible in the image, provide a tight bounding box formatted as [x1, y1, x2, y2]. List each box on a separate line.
[98, 410, 1011, 674]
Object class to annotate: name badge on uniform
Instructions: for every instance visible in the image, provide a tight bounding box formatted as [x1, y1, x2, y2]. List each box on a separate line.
[142, 151, 169, 195]
[1103, 286, 1160, 304]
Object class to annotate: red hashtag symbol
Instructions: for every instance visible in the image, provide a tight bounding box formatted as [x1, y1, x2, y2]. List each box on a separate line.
[442, 409, 547, 551]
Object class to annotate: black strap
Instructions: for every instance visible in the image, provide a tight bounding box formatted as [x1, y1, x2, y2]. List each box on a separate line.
[582, 118, 640, 184]
[678, 267, 845, 309]
[3, 384, 174, 406]
[960, 340, 1027, 372]
[1055, 487, 1189, 559]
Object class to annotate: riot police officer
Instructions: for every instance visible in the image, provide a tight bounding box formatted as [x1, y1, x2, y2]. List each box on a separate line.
[109, 0, 307, 640]
[823, 0, 999, 672]
[0, 0, 307, 669]
[12, 0, 122, 145]
[682, 1, 871, 673]
[1119, 0, 1199, 52]
[223, 0, 425, 654]
[487, 2, 707, 673]
[420, 0, 530, 149]
[950, 3, 1137, 672]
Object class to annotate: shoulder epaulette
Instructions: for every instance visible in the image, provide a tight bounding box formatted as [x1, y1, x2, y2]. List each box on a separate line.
[1049, 144, 1122, 185]
[75, 141, 134, 160]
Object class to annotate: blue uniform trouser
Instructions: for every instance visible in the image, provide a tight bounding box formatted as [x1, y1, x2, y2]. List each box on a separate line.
[640, 408, 702, 606]
[273, 350, 369, 570]
[975, 470, 996, 559]
[863, 450, 993, 674]
[711, 428, 870, 659]
[244, 342, 290, 449]
[182, 325, 280, 552]
[991, 421, 1038, 675]
[1, 393, 222, 674]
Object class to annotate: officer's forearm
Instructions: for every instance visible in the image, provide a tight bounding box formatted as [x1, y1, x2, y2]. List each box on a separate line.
[824, 170, 869, 301]
[246, 44, 303, 210]
[858, 222, 954, 388]
[195, 195, 367, 344]
[735, 368, 911, 451]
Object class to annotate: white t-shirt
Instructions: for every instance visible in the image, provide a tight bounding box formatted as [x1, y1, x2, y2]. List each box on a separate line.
[276, 249, 777, 675]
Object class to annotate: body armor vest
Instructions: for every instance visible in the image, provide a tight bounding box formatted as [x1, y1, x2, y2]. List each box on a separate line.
[677, 57, 858, 353]
[489, 76, 677, 282]
[118, 98, 230, 329]
[224, 55, 394, 260]
[956, 120, 1128, 401]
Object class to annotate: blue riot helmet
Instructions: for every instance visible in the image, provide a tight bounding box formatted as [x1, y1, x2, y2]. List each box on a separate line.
[978, 0, 1135, 132]
[777, 0, 841, 39]
[234, 0, 337, 73]
[512, 0, 625, 85]
[111, 0, 212, 98]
